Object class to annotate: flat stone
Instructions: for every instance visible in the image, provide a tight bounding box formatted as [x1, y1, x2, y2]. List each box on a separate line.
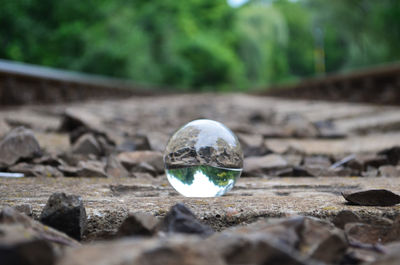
[303, 156, 332, 168]
[117, 151, 164, 174]
[40, 192, 87, 240]
[342, 189, 400, 206]
[0, 127, 41, 167]
[379, 165, 400, 177]
[266, 133, 400, 155]
[243, 154, 288, 173]
[9, 163, 63, 177]
[2, 176, 400, 236]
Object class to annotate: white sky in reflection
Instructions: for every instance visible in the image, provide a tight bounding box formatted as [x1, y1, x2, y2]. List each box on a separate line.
[167, 170, 234, 197]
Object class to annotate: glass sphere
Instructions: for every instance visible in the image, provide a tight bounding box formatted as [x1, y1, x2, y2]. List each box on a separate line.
[164, 119, 243, 197]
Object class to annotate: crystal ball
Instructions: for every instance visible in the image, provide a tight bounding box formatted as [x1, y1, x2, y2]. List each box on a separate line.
[164, 119, 243, 197]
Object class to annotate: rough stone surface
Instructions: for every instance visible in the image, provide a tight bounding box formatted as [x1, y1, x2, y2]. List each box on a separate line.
[40, 193, 87, 240]
[0, 126, 41, 167]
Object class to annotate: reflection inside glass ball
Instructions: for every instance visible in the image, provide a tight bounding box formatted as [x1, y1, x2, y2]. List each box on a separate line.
[164, 119, 243, 197]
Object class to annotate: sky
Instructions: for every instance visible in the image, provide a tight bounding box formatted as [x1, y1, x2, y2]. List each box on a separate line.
[227, 0, 249, 7]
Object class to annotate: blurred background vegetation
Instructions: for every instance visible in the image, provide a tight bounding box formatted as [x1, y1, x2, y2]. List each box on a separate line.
[1, 0, 399, 90]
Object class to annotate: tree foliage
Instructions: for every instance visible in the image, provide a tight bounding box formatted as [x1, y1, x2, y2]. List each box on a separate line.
[1, 0, 399, 90]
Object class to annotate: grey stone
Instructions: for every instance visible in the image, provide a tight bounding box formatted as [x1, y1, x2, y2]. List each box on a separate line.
[71, 133, 102, 156]
[348, 154, 388, 171]
[9, 163, 63, 178]
[0, 127, 41, 167]
[0, 224, 56, 265]
[130, 162, 157, 177]
[0, 206, 79, 247]
[0, 119, 10, 139]
[378, 146, 400, 166]
[303, 156, 332, 168]
[332, 210, 361, 229]
[161, 203, 214, 236]
[12, 204, 33, 217]
[345, 222, 392, 244]
[117, 151, 164, 174]
[40, 193, 87, 240]
[57, 236, 226, 265]
[282, 113, 319, 138]
[379, 165, 400, 177]
[342, 189, 400, 206]
[243, 154, 288, 173]
[105, 155, 130, 178]
[117, 212, 159, 237]
[237, 133, 270, 157]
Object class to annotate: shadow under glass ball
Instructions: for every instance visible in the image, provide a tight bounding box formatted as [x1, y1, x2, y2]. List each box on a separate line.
[164, 119, 243, 197]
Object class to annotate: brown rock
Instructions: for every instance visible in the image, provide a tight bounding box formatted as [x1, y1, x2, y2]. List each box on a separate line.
[117, 151, 164, 174]
[71, 134, 102, 156]
[237, 133, 270, 157]
[58, 236, 226, 265]
[77, 161, 108, 178]
[342, 189, 400, 206]
[0, 127, 41, 167]
[345, 223, 392, 244]
[332, 210, 361, 229]
[0, 224, 56, 265]
[0, 206, 79, 247]
[130, 162, 157, 177]
[348, 154, 388, 171]
[298, 217, 347, 264]
[146, 132, 169, 152]
[117, 212, 159, 237]
[282, 114, 319, 138]
[117, 134, 151, 152]
[105, 155, 130, 178]
[9, 163, 63, 177]
[379, 165, 400, 177]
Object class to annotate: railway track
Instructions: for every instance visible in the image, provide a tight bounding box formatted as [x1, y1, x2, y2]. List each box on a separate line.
[1, 59, 400, 106]
[264, 63, 400, 105]
[0, 59, 159, 106]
